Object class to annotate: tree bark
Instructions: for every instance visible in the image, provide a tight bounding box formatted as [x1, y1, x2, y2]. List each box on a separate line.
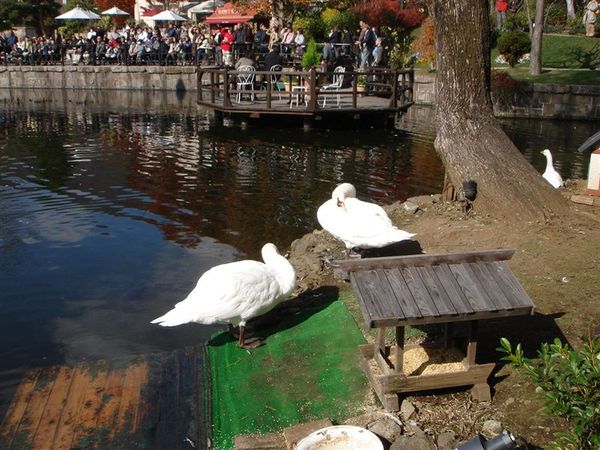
[426, 0, 567, 220]
[565, 0, 575, 18]
[530, 0, 544, 75]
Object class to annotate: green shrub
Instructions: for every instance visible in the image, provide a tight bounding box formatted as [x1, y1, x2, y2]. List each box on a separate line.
[302, 40, 321, 69]
[498, 336, 600, 449]
[292, 17, 326, 41]
[497, 31, 531, 67]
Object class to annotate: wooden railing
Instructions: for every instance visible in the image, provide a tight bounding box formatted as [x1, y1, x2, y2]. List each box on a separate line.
[196, 67, 414, 113]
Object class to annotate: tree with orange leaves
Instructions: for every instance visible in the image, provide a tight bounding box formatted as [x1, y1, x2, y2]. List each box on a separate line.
[94, 0, 134, 15]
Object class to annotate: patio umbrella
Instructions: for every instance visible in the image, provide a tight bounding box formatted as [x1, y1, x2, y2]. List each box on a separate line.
[55, 6, 101, 20]
[150, 10, 188, 21]
[101, 6, 130, 16]
[189, 0, 225, 14]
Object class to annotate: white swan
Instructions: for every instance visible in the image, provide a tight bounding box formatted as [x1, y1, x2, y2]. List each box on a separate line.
[317, 183, 414, 251]
[541, 149, 564, 189]
[151, 243, 296, 348]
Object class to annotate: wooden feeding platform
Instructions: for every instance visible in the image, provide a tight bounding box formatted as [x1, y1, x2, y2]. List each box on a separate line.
[196, 67, 414, 128]
[334, 249, 536, 411]
[0, 347, 210, 450]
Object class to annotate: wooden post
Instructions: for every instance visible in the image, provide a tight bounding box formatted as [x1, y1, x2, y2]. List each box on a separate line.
[394, 326, 405, 374]
[266, 72, 272, 109]
[352, 71, 357, 109]
[376, 328, 387, 356]
[464, 320, 478, 368]
[223, 69, 232, 108]
[443, 323, 454, 349]
[391, 69, 398, 109]
[308, 68, 317, 112]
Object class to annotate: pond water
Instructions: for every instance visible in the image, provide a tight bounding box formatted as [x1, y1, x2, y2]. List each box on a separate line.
[0, 92, 595, 413]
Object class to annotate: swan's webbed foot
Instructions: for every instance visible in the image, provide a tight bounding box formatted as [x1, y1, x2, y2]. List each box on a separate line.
[237, 325, 264, 349]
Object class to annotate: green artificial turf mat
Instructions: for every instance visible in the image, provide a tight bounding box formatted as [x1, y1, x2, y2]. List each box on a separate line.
[208, 298, 369, 450]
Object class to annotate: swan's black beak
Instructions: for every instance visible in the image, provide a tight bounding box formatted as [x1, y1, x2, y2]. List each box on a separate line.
[336, 198, 344, 208]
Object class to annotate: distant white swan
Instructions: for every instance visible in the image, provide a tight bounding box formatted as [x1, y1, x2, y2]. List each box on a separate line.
[541, 149, 564, 189]
[151, 243, 296, 348]
[317, 183, 414, 251]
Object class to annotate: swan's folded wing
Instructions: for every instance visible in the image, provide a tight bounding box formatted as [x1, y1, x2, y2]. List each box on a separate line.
[174, 260, 280, 323]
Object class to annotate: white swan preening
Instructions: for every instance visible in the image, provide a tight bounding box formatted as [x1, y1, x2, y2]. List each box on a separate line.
[541, 149, 564, 189]
[151, 243, 296, 348]
[317, 183, 414, 251]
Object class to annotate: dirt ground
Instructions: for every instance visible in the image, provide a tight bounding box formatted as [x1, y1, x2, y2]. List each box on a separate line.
[287, 180, 600, 448]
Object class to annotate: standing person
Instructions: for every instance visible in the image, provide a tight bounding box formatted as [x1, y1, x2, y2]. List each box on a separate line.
[496, 0, 509, 30]
[583, 1, 599, 37]
[220, 27, 234, 67]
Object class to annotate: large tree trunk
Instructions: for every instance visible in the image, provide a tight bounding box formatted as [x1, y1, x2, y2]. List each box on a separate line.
[530, 0, 544, 75]
[426, 0, 567, 220]
[565, 0, 575, 18]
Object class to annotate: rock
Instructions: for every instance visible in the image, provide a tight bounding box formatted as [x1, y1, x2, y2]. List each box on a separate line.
[233, 432, 286, 449]
[403, 201, 419, 214]
[390, 433, 436, 450]
[481, 419, 503, 438]
[343, 411, 383, 429]
[437, 431, 457, 450]
[367, 415, 403, 444]
[282, 419, 332, 449]
[400, 399, 416, 420]
[504, 397, 515, 406]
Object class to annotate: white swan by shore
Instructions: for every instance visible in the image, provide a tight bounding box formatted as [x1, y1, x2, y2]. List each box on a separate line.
[317, 183, 414, 251]
[541, 149, 564, 189]
[151, 243, 296, 348]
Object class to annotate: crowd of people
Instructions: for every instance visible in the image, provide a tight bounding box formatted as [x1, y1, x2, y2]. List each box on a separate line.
[0, 19, 390, 71]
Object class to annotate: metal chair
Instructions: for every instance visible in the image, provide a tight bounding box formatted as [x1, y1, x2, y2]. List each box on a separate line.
[236, 65, 255, 102]
[269, 64, 284, 100]
[320, 66, 345, 107]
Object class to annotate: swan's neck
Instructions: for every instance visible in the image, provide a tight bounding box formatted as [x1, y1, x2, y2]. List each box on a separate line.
[264, 253, 296, 296]
[544, 152, 554, 170]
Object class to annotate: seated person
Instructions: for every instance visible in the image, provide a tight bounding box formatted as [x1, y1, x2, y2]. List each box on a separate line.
[264, 46, 283, 71]
[235, 51, 255, 69]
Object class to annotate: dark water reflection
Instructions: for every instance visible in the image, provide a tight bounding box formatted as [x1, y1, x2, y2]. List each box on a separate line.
[0, 90, 595, 413]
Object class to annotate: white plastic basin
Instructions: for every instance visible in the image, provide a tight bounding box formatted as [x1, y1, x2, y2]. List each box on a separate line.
[295, 425, 384, 450]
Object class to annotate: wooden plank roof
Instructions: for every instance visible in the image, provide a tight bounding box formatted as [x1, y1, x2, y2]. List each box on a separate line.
[335, 249, 535, 328]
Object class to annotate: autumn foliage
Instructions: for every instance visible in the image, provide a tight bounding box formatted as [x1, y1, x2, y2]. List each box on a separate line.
[353, 0, 425, 29]
[93, 0, 134, 16]
[411, 15, 434, 63]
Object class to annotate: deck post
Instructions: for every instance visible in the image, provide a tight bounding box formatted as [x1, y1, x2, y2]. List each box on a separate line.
[197, 69, 202, 103]
[210, 70, 215, 104]
[223, 69, 232, 108]
[308, 68, 317, 112]
[391, 70, 398, 109]
[352, 71, 357, 109]
[266, 73, 272, 109]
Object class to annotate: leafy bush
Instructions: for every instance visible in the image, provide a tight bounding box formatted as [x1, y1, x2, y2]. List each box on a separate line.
[496, 31, 531, 67]
[498, 336, 600, 449]
[302, 40, 321, 69]
[320, 8, 357, 35]
[410, 16, 435, 65]
[292, 16, 326, 41]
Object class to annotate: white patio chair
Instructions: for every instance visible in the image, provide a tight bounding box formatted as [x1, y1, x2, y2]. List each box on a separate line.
[236, 65, 255, 102]
[320, 66, 345, 107]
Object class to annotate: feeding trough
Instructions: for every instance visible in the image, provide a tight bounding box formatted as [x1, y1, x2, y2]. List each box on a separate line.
[334, 249, 536, 410]
[296, 425, 383, 450]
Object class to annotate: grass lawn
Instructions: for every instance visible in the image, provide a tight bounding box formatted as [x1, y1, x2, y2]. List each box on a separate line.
[489, 33, 600, 84]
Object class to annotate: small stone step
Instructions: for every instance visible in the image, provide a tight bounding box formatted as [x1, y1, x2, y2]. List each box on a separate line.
[233, 432, 286, 450]
[283, 418, 333, 449]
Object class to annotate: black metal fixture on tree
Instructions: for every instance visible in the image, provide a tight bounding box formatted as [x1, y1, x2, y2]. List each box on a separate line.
[458, 431, 517, 450]
[457, 179, 477, 215]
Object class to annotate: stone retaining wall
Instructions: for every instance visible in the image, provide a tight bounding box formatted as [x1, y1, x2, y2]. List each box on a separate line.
[2, 66, 598, 120]
[414, 73, 600, 120]
[0, 65, 197, 92]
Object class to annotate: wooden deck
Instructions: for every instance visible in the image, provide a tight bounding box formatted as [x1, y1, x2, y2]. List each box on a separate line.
[334, 249, 536, 410]
[197, 67, 414, 127]
[0, 347, 210, 450]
